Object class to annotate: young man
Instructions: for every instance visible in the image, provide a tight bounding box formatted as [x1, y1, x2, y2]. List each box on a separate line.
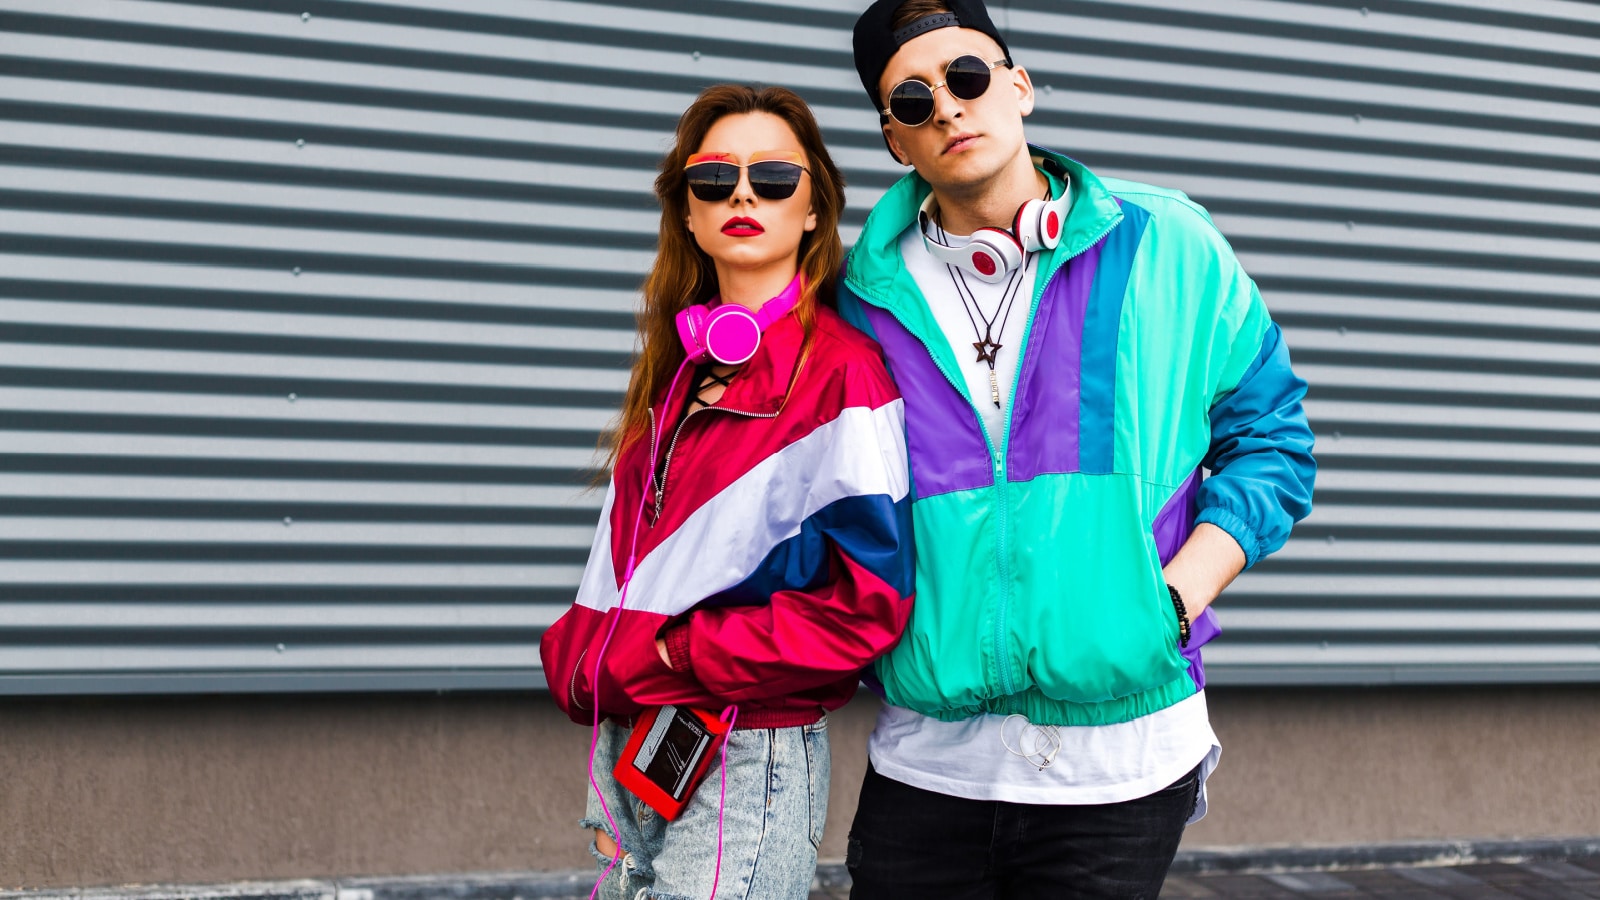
[837, 1, 1317, 896]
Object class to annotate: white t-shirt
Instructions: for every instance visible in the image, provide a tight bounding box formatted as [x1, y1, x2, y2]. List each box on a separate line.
[869, 222, 1220, 820]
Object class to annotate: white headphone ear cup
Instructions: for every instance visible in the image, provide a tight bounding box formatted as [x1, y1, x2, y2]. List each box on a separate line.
[1038, 198, 1065, 250]
[1013, 199, 1047, 253]
[963, 229, 1023, 283]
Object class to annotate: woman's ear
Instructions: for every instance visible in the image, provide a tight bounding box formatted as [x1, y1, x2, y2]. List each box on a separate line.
[685, 215, 694, 233]
[805, 206, 818, 232]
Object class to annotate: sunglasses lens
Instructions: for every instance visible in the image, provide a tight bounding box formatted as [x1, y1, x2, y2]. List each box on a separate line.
[888, 79, 936, 126]
[686, 162, 738, 201]
[945, 55, 993, 101]
[747, 161, 804, 200]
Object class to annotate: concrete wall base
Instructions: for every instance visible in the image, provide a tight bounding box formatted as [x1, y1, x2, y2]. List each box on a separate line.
[3, 685, 1597, 890]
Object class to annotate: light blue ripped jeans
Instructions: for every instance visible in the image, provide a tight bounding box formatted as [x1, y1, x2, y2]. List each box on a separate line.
[581, 716, 829, 900]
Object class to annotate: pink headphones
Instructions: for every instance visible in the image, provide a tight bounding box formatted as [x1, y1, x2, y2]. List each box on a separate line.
[919, 167, 1072, 284]
[676, 272, 805, 366]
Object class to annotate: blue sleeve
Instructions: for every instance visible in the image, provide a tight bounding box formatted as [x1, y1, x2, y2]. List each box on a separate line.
[1195, 321, 1316, 567]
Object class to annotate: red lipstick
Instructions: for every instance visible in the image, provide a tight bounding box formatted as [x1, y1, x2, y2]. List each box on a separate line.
[721, 216, 764, 236]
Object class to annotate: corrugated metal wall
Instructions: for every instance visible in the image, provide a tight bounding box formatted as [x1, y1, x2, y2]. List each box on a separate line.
[2, 0, 1596, 694]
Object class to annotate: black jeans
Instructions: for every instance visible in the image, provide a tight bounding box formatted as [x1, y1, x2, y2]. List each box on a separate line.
[847, 762, 1200, 900]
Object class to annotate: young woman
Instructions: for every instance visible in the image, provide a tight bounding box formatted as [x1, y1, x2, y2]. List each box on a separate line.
[539, 85, 914, 900]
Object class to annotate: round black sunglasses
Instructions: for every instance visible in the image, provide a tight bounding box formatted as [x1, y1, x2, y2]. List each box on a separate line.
[880, 55, 1011, 127]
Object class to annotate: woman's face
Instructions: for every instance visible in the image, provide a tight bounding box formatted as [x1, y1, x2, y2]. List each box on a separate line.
[685, 112, 817, 275]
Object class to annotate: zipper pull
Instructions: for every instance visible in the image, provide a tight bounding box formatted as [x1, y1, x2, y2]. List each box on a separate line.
[989, 368, 1002, 408]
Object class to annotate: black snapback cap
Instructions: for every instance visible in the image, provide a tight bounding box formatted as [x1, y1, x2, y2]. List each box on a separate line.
[852, 0, 1013, 112]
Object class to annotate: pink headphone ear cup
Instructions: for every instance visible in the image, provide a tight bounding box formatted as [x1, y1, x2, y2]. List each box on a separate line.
[701, 305, 763, 365]
[965, 228, 1023, 283]
[676, 304, 713, 363]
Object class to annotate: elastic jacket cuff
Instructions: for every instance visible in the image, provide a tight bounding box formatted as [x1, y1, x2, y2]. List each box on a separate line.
[662, 624, 693, 673]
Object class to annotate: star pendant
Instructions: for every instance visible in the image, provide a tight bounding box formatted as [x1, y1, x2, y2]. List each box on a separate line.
[973, 338, 1003, 366]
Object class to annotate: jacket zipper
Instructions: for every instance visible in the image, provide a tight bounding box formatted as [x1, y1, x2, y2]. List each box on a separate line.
[845, 210, 1121, 699]
[650, 400, 778, 522]
[987, 215, 1122, 696]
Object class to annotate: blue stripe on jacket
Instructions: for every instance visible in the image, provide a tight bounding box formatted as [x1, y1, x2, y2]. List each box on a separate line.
[699, 492, 915, 607]
[1196, 321, 1317, 567]
[1080, 199, 1150, 474]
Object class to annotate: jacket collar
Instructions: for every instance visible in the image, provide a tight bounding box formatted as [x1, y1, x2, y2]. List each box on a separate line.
[658, 302, 807, 419]
[844, 144, 1122, 320]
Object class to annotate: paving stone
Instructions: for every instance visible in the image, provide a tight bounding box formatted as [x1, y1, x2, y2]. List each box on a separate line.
[1395, 867, 1485, 888]
[1502, 884, 1595, 900]
[1453, 863, 1542, 886]
[1522, 861, 1600, 882]
[1183, 874, 1301, 897]
[1263, 870, 1359, 893]
[1157, 874, 1219, 898]
[1339, 868, 1441, 890]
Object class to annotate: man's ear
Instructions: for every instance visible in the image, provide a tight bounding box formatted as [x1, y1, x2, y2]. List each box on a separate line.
[1012, 65, 1036, 118]
[882, 124, 910, 166]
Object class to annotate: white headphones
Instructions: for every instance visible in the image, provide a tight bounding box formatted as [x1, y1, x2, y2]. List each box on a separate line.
[919, 164, 1072, 284]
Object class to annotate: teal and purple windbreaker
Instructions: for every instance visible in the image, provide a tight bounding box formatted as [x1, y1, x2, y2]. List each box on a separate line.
[837, 148, 1316, 727]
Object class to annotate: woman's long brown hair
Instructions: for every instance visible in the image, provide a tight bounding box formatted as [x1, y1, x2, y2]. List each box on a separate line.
[602, 85, 848, 472]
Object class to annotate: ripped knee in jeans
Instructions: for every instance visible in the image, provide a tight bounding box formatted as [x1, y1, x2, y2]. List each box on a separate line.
[578, 816, 622, 866]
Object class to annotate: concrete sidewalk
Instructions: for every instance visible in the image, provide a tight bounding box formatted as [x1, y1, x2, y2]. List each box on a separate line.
[808, 856, 1600, 898]
[7, 846, 1597, 900]
[1160, 857, 1600, 899]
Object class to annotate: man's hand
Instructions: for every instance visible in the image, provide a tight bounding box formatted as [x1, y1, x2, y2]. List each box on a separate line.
[1161, 522, 1247, 618]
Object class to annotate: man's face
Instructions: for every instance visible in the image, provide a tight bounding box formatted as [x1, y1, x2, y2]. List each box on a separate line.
[877, 26, 1034, 191]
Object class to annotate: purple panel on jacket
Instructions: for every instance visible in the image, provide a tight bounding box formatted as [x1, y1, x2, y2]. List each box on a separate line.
[862, 303, 993, 498]
[1154, 469, 1202, 565]
[1153, 469, 1220, 691]
[1183, 608, 1220, 691]
[1006, 237, 1104, 481]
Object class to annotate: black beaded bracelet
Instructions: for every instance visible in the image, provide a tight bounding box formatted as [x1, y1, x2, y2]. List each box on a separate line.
[1167, 583, 1191, 648]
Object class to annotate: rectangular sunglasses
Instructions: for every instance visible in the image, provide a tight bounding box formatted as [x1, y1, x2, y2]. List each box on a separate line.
[684, 150, 809, 202]
[880, 55, 1010, 127]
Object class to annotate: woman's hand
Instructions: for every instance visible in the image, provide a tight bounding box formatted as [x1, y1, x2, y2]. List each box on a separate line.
[656, 637, 671, 666]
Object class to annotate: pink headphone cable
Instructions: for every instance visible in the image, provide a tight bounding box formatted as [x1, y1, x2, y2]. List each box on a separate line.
[589, 359, 735, 900]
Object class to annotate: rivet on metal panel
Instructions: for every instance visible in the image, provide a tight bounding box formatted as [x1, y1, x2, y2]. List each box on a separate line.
[284, 516, 293, 525]
[277, 643, 287, 652]
[287, 393, 297, 402]
[301, 12, 311, 22]
[296, 139, 305, 148]
[1352, 114, 1362, 123]
[1338, 326, 1348, 335]
[1326, 535, 1336, 544]
[1320, 641, 1331, 649]
[1360, 7, 1369, 16]
[692, 51, 702, 60]
[292, 267, 302, 275]
[1332, 431, 1342, 440]
[1346, 221, 1355, 230]
[1042, 85, 1052, 94]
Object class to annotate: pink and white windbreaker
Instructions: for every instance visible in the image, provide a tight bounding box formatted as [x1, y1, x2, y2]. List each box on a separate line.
[540, 303, 915, 730]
